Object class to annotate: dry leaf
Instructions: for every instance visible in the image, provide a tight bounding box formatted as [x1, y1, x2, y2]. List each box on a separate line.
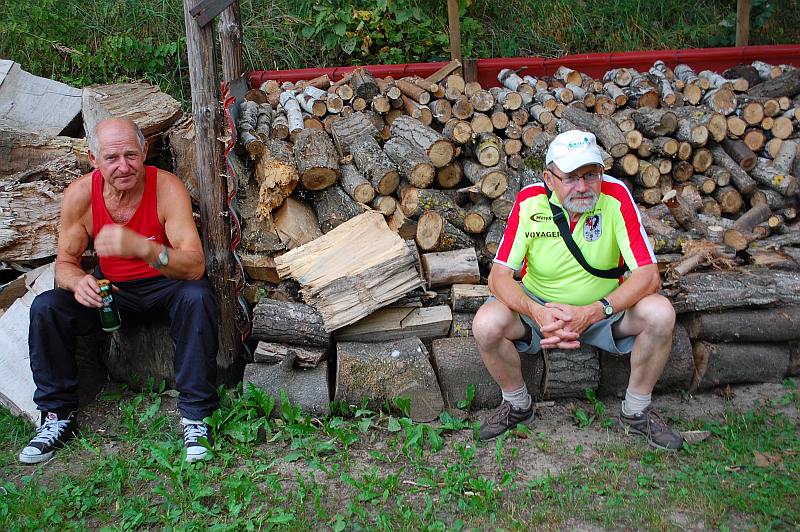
[754, 451, 781, 467]
[680, 430, 711, 445]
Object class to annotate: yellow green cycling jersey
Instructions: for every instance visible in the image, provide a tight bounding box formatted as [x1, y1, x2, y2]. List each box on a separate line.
[494, 177, 656, 306]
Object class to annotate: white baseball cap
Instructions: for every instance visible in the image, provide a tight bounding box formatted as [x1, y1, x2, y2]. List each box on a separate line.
[545, 130, 605, 173]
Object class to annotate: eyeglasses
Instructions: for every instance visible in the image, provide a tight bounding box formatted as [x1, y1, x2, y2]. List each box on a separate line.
[549, 170, 603, 187]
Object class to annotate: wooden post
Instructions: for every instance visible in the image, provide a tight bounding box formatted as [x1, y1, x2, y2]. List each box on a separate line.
[446, 0, 462, 63]
[218, 1, 244, 82]
[183, 0, 243, 384]
[736, 0, 751, 47]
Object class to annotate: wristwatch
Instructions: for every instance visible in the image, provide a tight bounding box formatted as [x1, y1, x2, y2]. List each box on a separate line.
[599, 297, 614, 319]
[150, 245, 169, 269]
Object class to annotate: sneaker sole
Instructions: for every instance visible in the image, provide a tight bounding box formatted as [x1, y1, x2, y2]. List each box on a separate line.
[480, 413, 534, 442]
[18, 450, 54, 464]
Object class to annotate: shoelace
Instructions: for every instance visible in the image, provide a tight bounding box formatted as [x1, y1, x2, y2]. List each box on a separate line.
[183, 423, 208, 445]
[486, 402, 513, 424]
[30, 419, 70, 446]
[644, 408, 670, 433]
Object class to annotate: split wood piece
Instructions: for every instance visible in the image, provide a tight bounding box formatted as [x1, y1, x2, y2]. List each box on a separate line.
[691, 341, 790, 392]
[275, 211, 425, 330]
[330, 112, 379, 157]
[390, 115, 455, 168]
[350, 135, 399, 195]
[293, 128, 340, 191]
[749, 158, 798, 197]
[598, 322, 694, 396]
[561, 107, 628, 158]
[662, 189, 705, 235]
[239, 252, 281, 284]
[421, 248, 480, 288]
[416, 211, 474, 252]
[747, 68, 800, 98]
[724, 65, 761, 88]
[668, 240, 734, 277]
[335, 338, 443, 422]
[335, 306, 451, 344]
[685, 306, 800, 343]
[273, 196, 323, 250]
[462, 159, 509, 199]
[464, 197, 495, 234]
[442, 118, 473, 145]
[401, 188, 467, 230]
[720, 137, 756, 170]
[386, 208, 418, 240]
[313, 185, 366, 234]
[484, 218, 506, 255]
[339, 161, 375, 204]
[722, 203, 772, 251]
[244, 357, 329, 418]
[350, 67, 379, 102]
[436, 160, 464, 189]
[251, 299, 330, 347]
[671, 268, 800, 313]
[253, 341, 327, 368]
[451, 284, 491, 313]
[382, 137, 435, 189]
[468, 132, 504, 167]
[631, 108, 678, 137]
[707, 144, 758, 195]
[254, 141, 299, 216]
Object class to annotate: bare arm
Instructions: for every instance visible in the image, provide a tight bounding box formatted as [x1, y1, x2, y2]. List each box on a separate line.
[94, 170, 205, 280]
[488, 263, 578, 348]
[55, 175, 104, 307]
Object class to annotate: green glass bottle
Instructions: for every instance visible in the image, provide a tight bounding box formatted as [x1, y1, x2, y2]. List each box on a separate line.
[97, 279, 121, 332]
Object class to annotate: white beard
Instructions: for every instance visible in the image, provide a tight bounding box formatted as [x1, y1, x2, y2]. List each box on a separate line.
[563, 190, 598, 213]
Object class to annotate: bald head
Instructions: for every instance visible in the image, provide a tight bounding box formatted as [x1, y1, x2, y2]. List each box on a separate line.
[88, 118, 145, 156]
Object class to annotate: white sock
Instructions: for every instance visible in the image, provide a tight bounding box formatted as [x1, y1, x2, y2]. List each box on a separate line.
[622, 389, 651, 416]
[502, 386, 532, 410]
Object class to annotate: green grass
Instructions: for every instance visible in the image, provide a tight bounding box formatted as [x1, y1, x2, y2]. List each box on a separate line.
[1, 381, 798, 530]
[1, 0, 798, 105]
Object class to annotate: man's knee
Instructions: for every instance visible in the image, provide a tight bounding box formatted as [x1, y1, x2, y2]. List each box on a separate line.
[473, 301, 517, 347]
[633, 294, 675, 334]
[30, 289, 69, 319]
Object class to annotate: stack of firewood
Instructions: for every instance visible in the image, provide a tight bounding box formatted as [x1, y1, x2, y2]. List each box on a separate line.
[231, 59, 800, 416]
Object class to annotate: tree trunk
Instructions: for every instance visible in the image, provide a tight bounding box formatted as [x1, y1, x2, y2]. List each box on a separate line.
[335, 338, 444, 422]
[691, 341, 790, 391]
[251, 299, 330, 347]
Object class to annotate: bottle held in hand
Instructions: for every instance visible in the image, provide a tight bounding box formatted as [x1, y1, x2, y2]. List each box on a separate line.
[98, 279, 121, 332]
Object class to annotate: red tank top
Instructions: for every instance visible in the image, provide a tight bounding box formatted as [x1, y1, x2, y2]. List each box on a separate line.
[91, 166, 170, 282]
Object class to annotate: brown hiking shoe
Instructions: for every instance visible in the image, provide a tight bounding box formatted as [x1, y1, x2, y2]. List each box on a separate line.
[479, 401, 533, 441]
[619, 405, 684, 451]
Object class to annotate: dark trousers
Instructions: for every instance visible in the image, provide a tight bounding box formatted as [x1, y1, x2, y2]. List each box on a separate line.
[29, 276, 220, 421]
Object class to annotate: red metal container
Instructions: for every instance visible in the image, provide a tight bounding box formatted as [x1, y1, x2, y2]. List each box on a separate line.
[249, 45, 800, 88]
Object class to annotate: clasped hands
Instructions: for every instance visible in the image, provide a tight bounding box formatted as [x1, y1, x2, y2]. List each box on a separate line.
[529, 301, 600, 350]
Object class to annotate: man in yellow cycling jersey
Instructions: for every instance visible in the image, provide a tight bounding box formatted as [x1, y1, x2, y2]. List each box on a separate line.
[473, 130, 683, 450]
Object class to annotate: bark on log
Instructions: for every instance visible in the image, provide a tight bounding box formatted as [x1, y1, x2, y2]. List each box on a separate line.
[671, 269, 800, 313]
[339, 161, 375, 204]
[720, 137, 756, 171]
[330, 112, 380, 157]
[464, 197, 495, 233]
[335, 306, 451, 344]
[685, 306, 800, 343]
[255, 140, 299, 215]
[335, 338, 444, 422]
[631, 108, 678, 137]
[416, 211, 474, 252]
[691, 341, 790, 391]
[462, 159, 508, 199]
[252, 299, 330, 347]
[244, 357, 330, 417]
[253, 341, 327, 368]
[294, 128, 340, 190]
[383, 137, 435, 188]
[663, 189, 705, 235]
[747, 68, 800, 98]
[351, 67, 380, 102]
[708, 144, 758, 194]
[435, 160, 464, 189]
[401, 188, 467, 230]
[491, 170, 521, 220]
[484, 218, 506, 255]
[421, 248, 480, 287]
[451, 283, 491, 313]
[561, 107, 629, 158]
[390, 115, 455, 168]
[749, 158, 798, 197]
[351, 135, 400, 195]
[313, 185, 366, 233]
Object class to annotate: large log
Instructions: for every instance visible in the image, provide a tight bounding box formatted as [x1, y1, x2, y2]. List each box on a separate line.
[275, 211, 425, 331]
[684, 306, 800, 342]
[313, 185, 366, 233]
[255, 139, 299, 214]
[244, 357, 330, 417]
[293, 128, 340, 190]
[335, 305, 452, 343]
[561, 107, 629, 158]
[670, 269, 800, 313]
[330, 112, 379, 156]
[350, 135, 399, 195]
[383, 137, 435, 188]
[335, 338, 444, 421]
[747, 68, 800, 98]
[691, 341, 790, 391]
[421, 248, 480, 287]
[339, 161, 375, 204]
[251, 298, 330, 347]
[390, 115, 455, 168]
[749, 158, 798, 197]
[462, 159, 508, 199]
[401, 188, 466, 229]
[0, 129, 89, 177]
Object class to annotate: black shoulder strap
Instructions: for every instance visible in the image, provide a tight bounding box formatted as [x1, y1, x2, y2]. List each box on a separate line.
[545, 186, 629, 279]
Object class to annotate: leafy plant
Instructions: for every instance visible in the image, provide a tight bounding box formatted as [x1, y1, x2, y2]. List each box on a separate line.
[457, 384, 477, 411]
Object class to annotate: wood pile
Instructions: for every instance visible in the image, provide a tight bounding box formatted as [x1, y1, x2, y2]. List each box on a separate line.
[235, 58, 800, 417]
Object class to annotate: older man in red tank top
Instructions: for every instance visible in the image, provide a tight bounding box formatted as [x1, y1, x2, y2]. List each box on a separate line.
[19, 118, 219, 464]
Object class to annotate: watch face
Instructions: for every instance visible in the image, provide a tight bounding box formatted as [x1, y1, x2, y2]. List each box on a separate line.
[604, 305, 613, 316]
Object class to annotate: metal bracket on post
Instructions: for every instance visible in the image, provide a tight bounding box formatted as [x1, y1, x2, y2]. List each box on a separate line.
[190, 0, 234, 27]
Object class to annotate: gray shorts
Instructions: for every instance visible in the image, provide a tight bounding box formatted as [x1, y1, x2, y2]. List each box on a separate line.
[489, 284, 635, 355]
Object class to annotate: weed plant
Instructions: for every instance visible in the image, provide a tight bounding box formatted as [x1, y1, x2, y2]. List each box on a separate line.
[1, 380, 798, 529]
[1, 0, 798, 105]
